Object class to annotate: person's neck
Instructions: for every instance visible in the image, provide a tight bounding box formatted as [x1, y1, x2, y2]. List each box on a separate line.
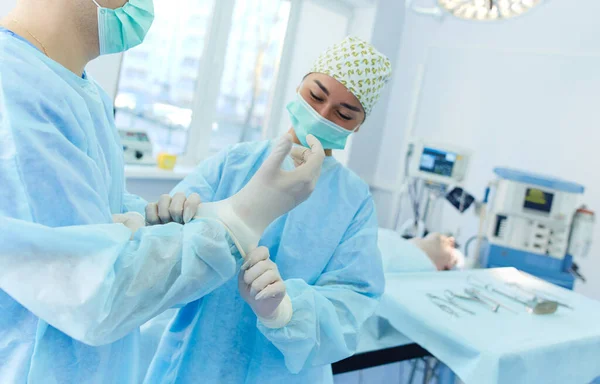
[287, 128, 333, 157]
[2, 8, 92, 76]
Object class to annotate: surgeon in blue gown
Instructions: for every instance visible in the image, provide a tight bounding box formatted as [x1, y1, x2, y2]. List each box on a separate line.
[0, 1, 325, 383]
[143, 37, 405, 384]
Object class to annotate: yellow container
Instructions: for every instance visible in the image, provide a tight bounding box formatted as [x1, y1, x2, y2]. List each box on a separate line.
[157, 153, 178, 170]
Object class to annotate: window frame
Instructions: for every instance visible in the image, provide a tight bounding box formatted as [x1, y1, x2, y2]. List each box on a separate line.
[180, 0, 297, 166]
[179, 0, 237, 166]
[115, 0, 366, 167]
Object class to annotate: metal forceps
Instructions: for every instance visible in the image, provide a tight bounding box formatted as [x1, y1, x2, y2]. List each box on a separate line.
[426, 293, 460, 318]
[466, 276, 523, 314]
[461, 288, 500, 312]
[485, 285, 558, 315]
[507, 282, 573, 310]
[443, 290, 476, 315]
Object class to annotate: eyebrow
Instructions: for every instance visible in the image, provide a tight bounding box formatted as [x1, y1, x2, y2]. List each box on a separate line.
[314, 80, 330, 96]
[314, 80, 362, 113]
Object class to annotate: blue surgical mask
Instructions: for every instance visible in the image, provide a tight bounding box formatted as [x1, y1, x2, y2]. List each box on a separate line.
[92, 0, 155, 55]
[286, 93, 358, 150]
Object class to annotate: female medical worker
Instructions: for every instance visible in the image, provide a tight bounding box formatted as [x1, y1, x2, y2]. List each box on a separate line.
[0, 0, 325, 383]
[142, 37, 405, 384]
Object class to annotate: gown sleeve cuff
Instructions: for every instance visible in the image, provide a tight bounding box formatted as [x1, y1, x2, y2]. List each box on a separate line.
[258, 294, 293, 329]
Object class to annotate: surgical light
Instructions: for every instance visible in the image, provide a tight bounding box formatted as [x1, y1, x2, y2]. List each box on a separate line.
[437, 0, 542, 20]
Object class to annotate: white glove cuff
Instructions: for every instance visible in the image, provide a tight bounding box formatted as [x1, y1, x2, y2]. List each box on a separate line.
[195, 202, 260, 258]
[114, 212, 146, 240]
[258, 294, 293, 329]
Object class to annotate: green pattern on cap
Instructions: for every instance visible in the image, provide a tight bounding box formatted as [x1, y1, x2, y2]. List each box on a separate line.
[310, 36, 392, 115]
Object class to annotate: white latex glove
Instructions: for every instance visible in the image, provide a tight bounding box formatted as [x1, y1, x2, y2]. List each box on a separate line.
[411, 233, 458, 271]
[112, 212, 146, 239]
[238, 247, 292, 329]
[145, 192, 202, 225]
[194, 133, 325, 256]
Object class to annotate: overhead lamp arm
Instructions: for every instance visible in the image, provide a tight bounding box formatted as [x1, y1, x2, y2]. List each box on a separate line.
[405, 0, 445, 20]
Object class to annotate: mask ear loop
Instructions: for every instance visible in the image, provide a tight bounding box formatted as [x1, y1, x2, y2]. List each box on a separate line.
[91, 0, 101, 7]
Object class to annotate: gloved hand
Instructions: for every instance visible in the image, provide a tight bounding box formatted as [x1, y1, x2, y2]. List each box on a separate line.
[411, 233, 458, 271]
[194, 133, 325, 256]
[112, 212, 146, 239]
[238, 247, 292, 329]
[145, 192, 202, 225]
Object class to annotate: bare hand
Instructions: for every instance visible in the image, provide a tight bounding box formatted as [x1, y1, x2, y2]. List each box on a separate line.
[412, 233, 458, 271]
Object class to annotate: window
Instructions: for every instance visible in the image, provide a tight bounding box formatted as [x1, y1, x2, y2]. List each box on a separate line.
[114, 0, 216, 156]
[211, 0, 291, 152]
[114, 0, 291, 159]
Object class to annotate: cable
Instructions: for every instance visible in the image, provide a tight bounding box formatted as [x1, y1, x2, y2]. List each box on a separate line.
[473, 182, 494, 267]
[404, 144, 413, 180]
[463, 235, 478, 257]
[404, 144, 421, 227]
[409, 179, 419, 224]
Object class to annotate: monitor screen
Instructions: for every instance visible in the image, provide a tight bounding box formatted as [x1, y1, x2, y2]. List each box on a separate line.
[523, 188, 554, 213]
[119, 131, 150, 142]
[419, 147, 457, 177]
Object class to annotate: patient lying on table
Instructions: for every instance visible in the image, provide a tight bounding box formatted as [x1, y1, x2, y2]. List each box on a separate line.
[382, 230, 460, 272]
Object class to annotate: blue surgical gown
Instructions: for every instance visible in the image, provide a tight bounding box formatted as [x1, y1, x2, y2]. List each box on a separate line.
[144, 141, 385, 384]
[0, 28, 241, 383]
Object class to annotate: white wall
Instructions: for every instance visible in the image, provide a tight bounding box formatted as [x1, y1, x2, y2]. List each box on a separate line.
[347, 6, 376, 41]
[268, 0, 353, 137]
[331, 5, 377, 166]
[87, 53, 123, 99]
[0, 0, 16, 18]
[374, 0, 600, 299]
[346, 0, 407, 183]
[127, 178, 180, 202]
